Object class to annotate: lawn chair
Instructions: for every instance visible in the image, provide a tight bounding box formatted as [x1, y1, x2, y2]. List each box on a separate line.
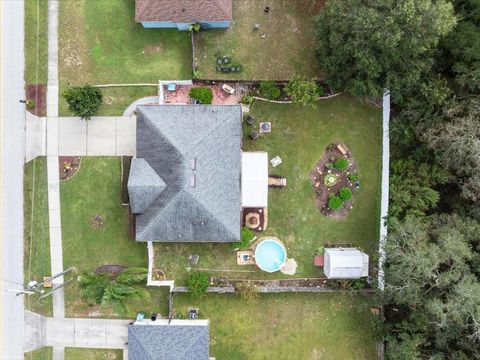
[235, 65, 243, 72]
[217, 57, 223, 65]
[221, 67, 231, 73]
[222, 57, 231, 64]
[249, 131, 259, 140]
[246, 115, 255, 125]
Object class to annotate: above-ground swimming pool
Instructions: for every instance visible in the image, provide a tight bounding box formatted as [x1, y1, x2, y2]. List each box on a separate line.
[254, 239, 287, 273]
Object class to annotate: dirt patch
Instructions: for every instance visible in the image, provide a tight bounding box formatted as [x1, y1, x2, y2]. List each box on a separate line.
[25, 84, 47, 117]
[59, 156, 81, 181]
[144, 43, 163, 55]
[309, 143, 359, 219]
[94, 264, 127, 275]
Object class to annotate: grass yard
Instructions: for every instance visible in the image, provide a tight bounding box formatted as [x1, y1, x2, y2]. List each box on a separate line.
[154, 96, 381, 284]
[58, 0, 192, 115]
[65, 348, 123, 360]
[25, 0, 48, 84]
[194, 0, 322, 80]
[60, 157, 169, 318]
[174, 292, 377, 359]
[24, 347, 52, 360]
[24, 157, 52, 316]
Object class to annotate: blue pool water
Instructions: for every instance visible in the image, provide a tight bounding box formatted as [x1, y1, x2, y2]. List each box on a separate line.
[254, 239, 287, 273]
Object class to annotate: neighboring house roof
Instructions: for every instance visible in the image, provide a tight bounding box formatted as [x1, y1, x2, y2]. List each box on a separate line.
[128, 320, 210, 360]
[135, 0, 232, 23]
[323, 248, 369, 279]
[129, 104, 242, 242]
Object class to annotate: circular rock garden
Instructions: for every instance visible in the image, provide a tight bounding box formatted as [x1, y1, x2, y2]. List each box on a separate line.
[310, 143, 360, 218]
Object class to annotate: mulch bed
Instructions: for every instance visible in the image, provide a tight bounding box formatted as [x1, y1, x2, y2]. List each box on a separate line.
[59, 156, 81, 181]
[242, 207, 267, 231]
[309, 143, 358, 219]
[94, 264, 127, 275]
[25, 84, 47, 117]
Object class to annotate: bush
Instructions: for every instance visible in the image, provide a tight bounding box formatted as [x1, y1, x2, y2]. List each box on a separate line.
[233, 227, 254, 249]
[347, 173, 359, 182]
[26, 99, 36, 110]
[187, 272, 209, 297]
[241, 95, 253, 105]
[328, 195, 343, 210]
[189, 87, 213, 104]
[334, 159, 349, 171]
[339, 187, 353, 201]
[62, 85, 102, 119]
[284, 76, 320, 107]
[259, 81, 281, 100]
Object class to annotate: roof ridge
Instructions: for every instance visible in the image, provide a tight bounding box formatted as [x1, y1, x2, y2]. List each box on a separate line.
[178, 326, 208, 358]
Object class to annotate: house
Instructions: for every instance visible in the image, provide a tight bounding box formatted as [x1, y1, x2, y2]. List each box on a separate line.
[323, 248, 369, 279]
[128, 319, 211, 360]
[135, 0, 233, 30]
[128, 104, 268, 242]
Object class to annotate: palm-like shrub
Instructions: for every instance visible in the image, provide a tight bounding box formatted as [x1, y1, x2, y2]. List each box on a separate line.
[187, 272, 210, 297]
[339, 187, 353, 201]
[78, 267, 149, 313]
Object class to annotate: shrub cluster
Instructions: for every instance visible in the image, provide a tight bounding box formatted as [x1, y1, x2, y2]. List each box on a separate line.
[189, 87, 213, 104]
[62, 85, 103, 119]
[259, 81, 281, 100]
[339, 187, 353, 201]
[187, 272, 210, 297]
[328, 195, 343, 209]
[334, 159, 349, 171]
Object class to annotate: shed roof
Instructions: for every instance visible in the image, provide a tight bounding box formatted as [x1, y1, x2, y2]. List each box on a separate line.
[128, 320, 209, 360]
[323, 248, 369, 279]
[135, 0, 232, 23]
[130, 105, 242, 242]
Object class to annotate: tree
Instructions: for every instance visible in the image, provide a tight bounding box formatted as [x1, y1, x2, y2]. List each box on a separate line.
[284, 76, 320, 107]
[314, 0, 457, 102]
[62, 85, 103, 119]
[422, 98, 480, 201]
[188, 87, 213, 104]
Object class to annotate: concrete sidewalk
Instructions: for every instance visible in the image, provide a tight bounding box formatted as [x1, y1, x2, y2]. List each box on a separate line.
[24, 311, 129, 352]
[58, 116, 136, 156]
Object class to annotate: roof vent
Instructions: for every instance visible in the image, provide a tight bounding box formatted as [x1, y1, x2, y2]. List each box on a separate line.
[191, 158, 196, 170]
[191, 175, 196, 188]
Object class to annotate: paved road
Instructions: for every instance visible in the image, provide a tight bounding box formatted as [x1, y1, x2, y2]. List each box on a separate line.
[0, 1, 26, 359]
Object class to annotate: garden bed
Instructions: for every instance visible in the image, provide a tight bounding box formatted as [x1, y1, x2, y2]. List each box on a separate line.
[59, 156, 81, 181]
[309, 143, 359, 218]
[25, 84, 47, 117]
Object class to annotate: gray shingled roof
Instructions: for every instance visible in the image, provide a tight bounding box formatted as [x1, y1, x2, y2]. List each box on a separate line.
[128, 323, 209, 360]
[128, 158, 167, 214]
[135, 0, 232, 23]
[129, 104, 242, 242]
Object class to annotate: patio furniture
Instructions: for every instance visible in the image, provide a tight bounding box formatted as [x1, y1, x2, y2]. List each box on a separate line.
[188, 309, 198, 319]
[222, 57, 231, 64]
[246, 115, 255, 125]
[189, 254, 199, 265]
[249, 131, 259, 140]
[216, 57, 223, 65]
[259, 122, 271, 133]
[313, 255, 324, 267]
[268, 176, 287, 188]
[270, 156, 282, 167]
[167, 83, 176, 92]
[216, 66, 222, 72]
[254, 23, 260, 30]
[221, 84, 235, 95]
[230, 66, 238, 72]
[220, 67, 231, 73]
[337, 144, 347, 156]
[236, 250, 255, 265]
[136, 312, 145, 321]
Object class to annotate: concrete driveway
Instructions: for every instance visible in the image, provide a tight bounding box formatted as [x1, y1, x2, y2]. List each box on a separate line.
[56, 116, 136, 156]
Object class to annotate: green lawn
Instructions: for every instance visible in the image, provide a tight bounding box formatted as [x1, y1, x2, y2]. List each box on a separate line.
[58, 0, 191, 116]
[174, 292, 377, 359]
[154, 97, 382, 284]
[25, 347, 52, 360]
[60, 157, 169, 318]
[24, 157, 52, 316]
[25, 0, 48, 84]
[194, 0, 322, 80]
[65, 348, 122, 360]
